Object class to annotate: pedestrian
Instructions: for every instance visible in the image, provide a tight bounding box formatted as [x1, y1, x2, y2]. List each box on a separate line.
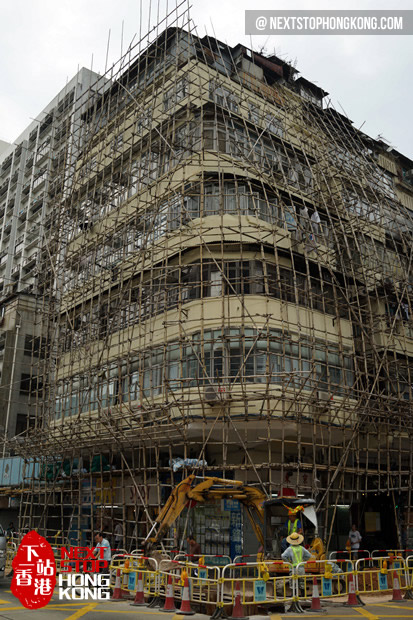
[94, 532, 112, 573]
[114, 520, 123, 551]
[186, 535, 201, 560]
[281, 531, 313, 594]
[348, 524, 362, 551]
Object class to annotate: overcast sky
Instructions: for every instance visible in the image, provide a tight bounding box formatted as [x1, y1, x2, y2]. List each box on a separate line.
[0, 0, 412, 157]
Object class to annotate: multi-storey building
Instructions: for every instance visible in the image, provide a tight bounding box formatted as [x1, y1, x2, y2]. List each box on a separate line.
[0, 68, 102, 444]
[10, 26, 413, 553]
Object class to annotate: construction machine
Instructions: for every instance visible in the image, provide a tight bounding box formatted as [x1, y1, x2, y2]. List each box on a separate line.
[144, 475, 324, 564]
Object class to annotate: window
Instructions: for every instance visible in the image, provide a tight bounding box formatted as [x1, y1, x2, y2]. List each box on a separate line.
[248, 103, 260, 124]
[20, 373, 42, 396]
[163, 78, 188, 111]
[20, 373, 31, 394]
[24, 335, 46, 358]
[15, 414, 29, 435]
[265, 114, 283, 137]
[209, 81, 240, 113]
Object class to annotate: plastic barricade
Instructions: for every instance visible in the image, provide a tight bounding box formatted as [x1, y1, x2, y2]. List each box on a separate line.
[329, 549, 371, 567]
[372, 549, 413, 560]
[233, 554, 259, 564]
[174, 553, 231, 568]
[355, 556, 408, 596]
[5, 541, 16, 575]
[109, 554, 159, 601]
[159, 558, 221, 609]
[295, 559, 353, 601]
[221, 561, 295, 613]
[406, 555, 413, 597]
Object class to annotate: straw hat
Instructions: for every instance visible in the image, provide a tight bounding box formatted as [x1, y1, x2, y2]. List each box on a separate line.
[286, 532, 304, 546]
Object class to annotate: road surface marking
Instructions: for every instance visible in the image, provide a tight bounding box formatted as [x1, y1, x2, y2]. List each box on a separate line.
[0, 599, 10, 604]
[64, 603, 98, 619]
[271, 615, 283, 620]
[373, 604, 413, 610]
[356, 609, 379, 620]
[98, 611, 172, 615]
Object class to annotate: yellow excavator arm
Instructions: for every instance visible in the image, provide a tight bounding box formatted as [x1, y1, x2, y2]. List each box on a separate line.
[145, 475, 266, 553]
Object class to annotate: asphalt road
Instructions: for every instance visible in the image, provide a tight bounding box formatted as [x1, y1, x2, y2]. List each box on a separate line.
[0, 577, 412, 619]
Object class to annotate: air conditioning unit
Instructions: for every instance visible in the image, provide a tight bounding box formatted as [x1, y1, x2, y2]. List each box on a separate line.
[204, 383, 230, 404]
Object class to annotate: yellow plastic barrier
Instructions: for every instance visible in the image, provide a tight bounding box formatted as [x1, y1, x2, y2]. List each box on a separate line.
[221, 561, 295, 612]
[5, 541, 16, 575]
[355, 556, 408, 595]
[158, 558, 221, 608]
[109, 554, 159, 599]
[295, 559, 351, 600]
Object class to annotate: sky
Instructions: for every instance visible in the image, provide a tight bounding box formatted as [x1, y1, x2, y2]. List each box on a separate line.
[0, 0, 412, 157]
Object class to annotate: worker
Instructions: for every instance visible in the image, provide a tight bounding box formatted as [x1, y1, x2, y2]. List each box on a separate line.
[285, 508, 303, 536]
[187, 535, 201, 560]
[281, 532, 313, 593]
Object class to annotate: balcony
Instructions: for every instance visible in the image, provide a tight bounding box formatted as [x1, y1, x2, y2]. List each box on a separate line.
[11, 264, 20, 279]
[35, 138, 51, 165]
[1, 155, 12, 174]
[23, 252, 37, 270]
[29, 196, 44, 216]
[18, 208, 27, 221]
[32, 172, 46, 193]
[0, 181, 8, 197]
[25, 226, 40, 248]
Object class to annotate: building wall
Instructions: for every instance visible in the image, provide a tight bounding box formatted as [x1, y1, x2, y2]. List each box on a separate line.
[8, 27, 413, 550]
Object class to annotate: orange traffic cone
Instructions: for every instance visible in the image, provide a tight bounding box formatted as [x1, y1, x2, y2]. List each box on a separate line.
[162, 574, 176, 612]
[177, 576, 195, 616]
[130, 572, 146, 607]
[231, 581, 249, 620]
[344, 572, 363, 607]
[112, 568, 122, 600]
[391, 570, 404, 602]
[307, 576, 324, 613]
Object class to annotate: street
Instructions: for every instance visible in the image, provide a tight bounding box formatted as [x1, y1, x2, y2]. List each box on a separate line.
[0, 578, 412, 620]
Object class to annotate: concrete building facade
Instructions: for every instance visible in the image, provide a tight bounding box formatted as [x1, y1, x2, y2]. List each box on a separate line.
[0, 68, 102, 443]
[6, 26, 413, 554]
